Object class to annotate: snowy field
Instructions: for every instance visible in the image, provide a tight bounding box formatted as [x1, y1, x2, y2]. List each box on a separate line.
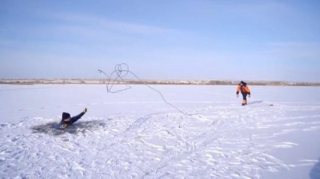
[0, 84, 320, 179]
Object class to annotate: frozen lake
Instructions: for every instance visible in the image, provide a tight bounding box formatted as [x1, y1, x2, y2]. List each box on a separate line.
[0, 84, 320, 179]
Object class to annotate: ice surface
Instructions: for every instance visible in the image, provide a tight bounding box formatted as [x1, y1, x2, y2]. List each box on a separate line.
[0, 84, 320, 179]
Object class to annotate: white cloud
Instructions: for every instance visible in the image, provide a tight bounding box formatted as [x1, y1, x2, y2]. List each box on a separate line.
[49, 13, 184, 36]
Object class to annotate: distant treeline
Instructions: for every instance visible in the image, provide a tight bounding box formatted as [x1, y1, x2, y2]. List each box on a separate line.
[0, 79, 320, 86]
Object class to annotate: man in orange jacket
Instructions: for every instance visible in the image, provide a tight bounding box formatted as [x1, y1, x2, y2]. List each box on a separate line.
[236, 81, 251, 106]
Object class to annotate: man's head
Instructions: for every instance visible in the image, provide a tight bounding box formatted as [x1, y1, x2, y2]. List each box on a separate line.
[62, 112, 71, 120]
[240, 81, 247, 86]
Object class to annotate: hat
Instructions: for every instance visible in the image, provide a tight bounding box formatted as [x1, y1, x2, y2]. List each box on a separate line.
[240, 81, 247, 86]
[62, 112, 71, 120]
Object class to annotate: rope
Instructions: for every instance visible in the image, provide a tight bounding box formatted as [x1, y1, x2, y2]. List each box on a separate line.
[98, 63, 187, 115]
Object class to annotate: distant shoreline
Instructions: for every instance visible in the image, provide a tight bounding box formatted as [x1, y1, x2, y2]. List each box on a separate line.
[1, 79, 320, 86]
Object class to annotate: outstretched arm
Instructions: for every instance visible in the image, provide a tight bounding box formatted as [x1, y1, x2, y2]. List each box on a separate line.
[70, 108, 87, 124]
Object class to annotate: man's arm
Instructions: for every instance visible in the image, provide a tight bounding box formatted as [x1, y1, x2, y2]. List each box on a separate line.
[246, 86, 251, 97]
[70, 108, 87, 124]
[55, 122, 68, 129]
[236, 85, 240, 97]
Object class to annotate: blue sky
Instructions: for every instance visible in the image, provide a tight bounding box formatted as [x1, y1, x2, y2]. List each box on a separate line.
[1, 0, 320, 82]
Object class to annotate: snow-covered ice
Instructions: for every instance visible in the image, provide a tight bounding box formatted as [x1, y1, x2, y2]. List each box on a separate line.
[0, 84, 320, 179]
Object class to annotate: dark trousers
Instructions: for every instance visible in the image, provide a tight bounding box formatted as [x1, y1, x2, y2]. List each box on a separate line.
[241, 92, 248, 100]
[241, 92, 248, 105]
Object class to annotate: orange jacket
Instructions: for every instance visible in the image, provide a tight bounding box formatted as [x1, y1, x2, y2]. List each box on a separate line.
[236, 84, 250, 94]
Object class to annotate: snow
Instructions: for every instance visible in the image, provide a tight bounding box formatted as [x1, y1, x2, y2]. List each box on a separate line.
[0, 84, 320, 179]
